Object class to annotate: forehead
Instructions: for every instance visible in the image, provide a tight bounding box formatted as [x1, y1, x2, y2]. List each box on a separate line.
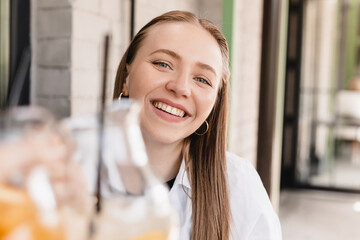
[137, 22, 223, 78]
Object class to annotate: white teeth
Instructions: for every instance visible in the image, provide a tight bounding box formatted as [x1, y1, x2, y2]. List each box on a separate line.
[153, 101, 186, 117]
[166, 106, 171, 112]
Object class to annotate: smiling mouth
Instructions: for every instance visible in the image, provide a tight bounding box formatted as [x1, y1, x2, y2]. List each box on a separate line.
[152, 101, 186, 117]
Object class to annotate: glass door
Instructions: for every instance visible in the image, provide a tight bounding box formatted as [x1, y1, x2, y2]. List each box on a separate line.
[282, 0, 360, 191]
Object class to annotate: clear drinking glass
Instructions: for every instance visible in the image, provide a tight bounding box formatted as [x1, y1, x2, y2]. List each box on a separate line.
[62, 100, 179, 240]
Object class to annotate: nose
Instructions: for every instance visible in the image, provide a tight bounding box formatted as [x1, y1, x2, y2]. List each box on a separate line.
[165, 72, 191, 97]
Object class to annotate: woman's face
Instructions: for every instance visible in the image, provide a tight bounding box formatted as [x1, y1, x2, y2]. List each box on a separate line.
[126, 22, 223, 145]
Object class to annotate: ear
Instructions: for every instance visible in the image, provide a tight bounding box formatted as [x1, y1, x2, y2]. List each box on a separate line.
[122, 82, 129, 96]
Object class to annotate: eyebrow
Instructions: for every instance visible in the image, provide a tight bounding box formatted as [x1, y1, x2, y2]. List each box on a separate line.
[196, 62, 217, 77]
[150, 49, 181, 60]
[150, 48, 218, 77]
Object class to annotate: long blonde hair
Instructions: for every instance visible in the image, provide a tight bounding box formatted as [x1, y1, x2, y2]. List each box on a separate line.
[113, 11, 231, 239]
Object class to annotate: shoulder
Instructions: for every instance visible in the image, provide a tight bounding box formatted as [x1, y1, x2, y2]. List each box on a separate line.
[225, 151, 262, 188]
[226, 152, 272, 210]
[225, 152, 282, 239]
[225, 151, 269, 204]
[226, 151, 255, 173]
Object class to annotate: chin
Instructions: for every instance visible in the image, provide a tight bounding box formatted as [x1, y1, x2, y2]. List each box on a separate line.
[141, 125, 186, 145]
[152, 132, 184, 145]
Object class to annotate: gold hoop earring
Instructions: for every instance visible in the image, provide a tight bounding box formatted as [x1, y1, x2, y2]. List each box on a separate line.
[118, 92, 123, 100]
[195, 120, 209, 136]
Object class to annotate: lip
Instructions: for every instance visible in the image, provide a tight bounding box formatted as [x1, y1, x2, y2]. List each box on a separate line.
[150, 98, 191, 116]
[150, 98, 191, 123]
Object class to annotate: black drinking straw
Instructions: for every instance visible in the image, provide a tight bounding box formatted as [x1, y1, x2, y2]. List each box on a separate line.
[95, 34, 110, 213]
[6, 47, 31, 108]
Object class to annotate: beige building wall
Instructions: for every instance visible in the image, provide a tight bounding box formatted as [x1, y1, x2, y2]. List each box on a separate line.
[31, 0, 72, 118]
[229, 0, 263, 166]
[135, 0, 199, 32]
[135, 0, 223, 32]
[70, 0, 130, 116]
[31, 0, 129, 118]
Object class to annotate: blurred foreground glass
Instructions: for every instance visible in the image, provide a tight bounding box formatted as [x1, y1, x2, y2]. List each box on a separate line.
[0, 106, 66, 239]
[63, 100, 179, 240]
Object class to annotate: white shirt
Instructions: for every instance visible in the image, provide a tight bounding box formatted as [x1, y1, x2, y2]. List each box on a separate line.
[168, 152, 282, 240]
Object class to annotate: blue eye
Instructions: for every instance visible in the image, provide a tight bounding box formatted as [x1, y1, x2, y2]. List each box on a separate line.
[153, 61, 171, 69]
[195, 77, 211, 86]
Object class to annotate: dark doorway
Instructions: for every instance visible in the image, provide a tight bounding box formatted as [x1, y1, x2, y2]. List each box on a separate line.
[7, 0, 31, 106]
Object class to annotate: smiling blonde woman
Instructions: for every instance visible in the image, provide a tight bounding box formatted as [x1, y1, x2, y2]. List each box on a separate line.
[113, 10, 282, 240]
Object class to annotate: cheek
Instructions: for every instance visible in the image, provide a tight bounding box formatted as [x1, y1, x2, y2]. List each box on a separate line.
[127, 74, 149, 99]
[127, 68, 161, 99]
[196, 91, 218, 117]
[128, 80, 143, 100]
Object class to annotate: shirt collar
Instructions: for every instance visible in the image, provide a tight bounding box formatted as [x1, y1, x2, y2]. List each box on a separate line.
[173, 159, 191, 189]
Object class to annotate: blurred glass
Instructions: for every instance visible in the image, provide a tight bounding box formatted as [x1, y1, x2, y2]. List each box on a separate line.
[62, 100, 178, 240]
[0, 106, 65, 239]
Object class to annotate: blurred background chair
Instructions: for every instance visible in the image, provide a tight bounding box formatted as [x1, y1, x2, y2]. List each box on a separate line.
[335, 90, 360, 165]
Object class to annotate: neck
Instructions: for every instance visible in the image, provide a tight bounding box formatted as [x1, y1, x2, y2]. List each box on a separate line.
[142, 133, 183, 182]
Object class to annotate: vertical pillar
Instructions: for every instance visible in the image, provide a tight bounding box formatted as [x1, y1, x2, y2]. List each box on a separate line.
[257, 0, 288, 209]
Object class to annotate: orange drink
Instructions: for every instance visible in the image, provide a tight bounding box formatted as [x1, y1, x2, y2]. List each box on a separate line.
[132, 231, 168, 240]
[0, 184, 65, 240]
[0, 184, 36, 237]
